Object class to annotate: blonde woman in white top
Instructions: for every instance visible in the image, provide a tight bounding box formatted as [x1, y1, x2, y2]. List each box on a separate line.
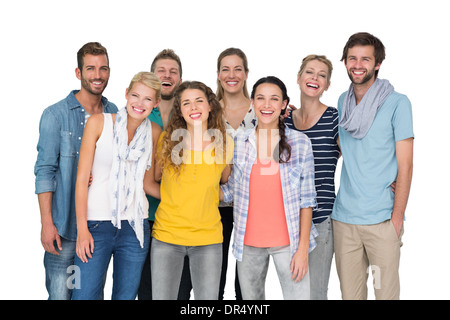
[72, 72, 162, 300]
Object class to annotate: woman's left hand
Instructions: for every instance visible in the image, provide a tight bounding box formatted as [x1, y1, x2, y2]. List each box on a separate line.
[290, 249, 308, 282]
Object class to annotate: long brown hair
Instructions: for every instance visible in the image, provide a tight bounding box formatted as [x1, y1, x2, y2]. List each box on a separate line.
[216, 47, 250, 105]
[158, 81, 228, 174]
[251, 76, 291, 163]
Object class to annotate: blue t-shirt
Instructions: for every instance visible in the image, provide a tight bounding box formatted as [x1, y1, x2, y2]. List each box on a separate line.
[285, 107, 340, 224]
[331, 91, 414, 225]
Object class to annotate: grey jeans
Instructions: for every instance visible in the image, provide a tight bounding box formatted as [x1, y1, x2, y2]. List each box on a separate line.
[150, 238, 222, 300]
[308, 216, 334, 300]
[237, 245, 310, 300]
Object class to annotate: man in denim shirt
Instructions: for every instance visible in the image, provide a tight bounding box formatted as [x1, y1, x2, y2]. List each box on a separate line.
[34, 42, 118, 300]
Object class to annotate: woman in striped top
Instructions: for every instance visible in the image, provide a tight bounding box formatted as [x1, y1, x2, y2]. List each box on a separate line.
[285, 55, 340, 300]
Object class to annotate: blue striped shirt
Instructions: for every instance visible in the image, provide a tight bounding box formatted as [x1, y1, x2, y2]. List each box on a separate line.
[285, 107, 340, 224]
[221, 127, 318, 261]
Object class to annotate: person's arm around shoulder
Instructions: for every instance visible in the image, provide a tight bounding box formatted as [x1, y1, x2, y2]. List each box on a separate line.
[144, 122, 162, 199]
[74, 113, 104, 263]
[391, 137, 413, 237]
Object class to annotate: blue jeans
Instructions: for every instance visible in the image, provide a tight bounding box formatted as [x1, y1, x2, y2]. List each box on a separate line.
[309, 216, 334, 300]
[237, 245, 310, 300]
[151, 238, 222, 300]
[44, 237, 76, 300]
[72, 220, 150, 300]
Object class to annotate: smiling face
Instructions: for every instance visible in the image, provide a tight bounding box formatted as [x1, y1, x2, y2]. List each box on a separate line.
[153, 58, 182, 100]
[217, 54, 248, 95]
[125, 82, 160, 121]
[345, 45, 380, 86]
[77, 54, 110, 96]
[252, 83, 287, 129]
[180, 89, 211, 129]
[298, 59, 330, 98]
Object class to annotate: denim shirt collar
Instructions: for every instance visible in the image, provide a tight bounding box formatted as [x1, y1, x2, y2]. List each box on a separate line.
[67, 90, 111, 111]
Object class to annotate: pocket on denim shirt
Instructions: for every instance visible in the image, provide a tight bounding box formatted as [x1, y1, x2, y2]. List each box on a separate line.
[60, 131, 77, 157]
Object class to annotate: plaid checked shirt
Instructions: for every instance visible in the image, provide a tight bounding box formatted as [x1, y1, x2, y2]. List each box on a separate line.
[221, 127, 318, 261]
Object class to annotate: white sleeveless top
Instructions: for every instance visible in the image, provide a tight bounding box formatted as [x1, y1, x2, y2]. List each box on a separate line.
[87, 113, 114, 220]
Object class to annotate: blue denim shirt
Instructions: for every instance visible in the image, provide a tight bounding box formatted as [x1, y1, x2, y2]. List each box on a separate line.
[34, 90, 118, 240]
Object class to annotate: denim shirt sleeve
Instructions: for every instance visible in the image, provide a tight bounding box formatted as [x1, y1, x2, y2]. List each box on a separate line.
[34, 108, 60, 193]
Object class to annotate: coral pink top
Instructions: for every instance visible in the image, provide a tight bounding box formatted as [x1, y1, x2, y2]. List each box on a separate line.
[244, 159, 290, 248]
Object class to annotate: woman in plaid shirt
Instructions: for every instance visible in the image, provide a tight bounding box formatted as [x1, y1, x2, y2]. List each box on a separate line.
[221, 76, 318, 299]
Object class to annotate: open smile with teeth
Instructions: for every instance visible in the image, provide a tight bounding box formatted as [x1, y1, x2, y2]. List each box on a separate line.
[226, 81, 238, 86]
[306, 82, 319, 89]
[132, 106, 146, 114]
[189, 112, 202, 120]
[352, 70, 366, 76]
[91, 80, 104, 87]
[161, 81, 172, 88]
[260, 110, 274, 116]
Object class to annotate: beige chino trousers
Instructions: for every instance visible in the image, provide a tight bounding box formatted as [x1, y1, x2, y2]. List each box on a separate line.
[333, 219, 404, 300]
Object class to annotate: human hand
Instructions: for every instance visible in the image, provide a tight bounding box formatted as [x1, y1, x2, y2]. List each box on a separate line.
[390, 181, 396, 193]
[76, 229, 95, 263]
[281, 104, 297, 119]
[41, 223, 62, 255]
[290, 249, 308, 282]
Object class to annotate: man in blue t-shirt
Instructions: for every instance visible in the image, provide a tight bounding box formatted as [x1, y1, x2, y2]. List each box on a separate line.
[331, 32, 414, 300]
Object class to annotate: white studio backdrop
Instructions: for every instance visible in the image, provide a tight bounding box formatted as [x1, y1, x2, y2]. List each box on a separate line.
[0, 0, 448, 300]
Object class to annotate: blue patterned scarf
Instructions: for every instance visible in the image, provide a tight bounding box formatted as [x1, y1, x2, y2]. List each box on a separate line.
[110, 107, 152, 247]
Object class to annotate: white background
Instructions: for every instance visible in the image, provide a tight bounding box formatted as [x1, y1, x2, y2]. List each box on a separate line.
[0, 0, 448, 300]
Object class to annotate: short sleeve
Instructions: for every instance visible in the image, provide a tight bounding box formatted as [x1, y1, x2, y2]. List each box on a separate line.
[392, 94, 414, 142]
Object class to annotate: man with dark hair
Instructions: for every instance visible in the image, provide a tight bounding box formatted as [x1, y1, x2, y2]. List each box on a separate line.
[34, 42, 117, 300]
[332, 32, 414, 300]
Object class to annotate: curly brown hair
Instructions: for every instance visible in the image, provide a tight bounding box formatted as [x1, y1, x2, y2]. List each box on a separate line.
[158, 81, 228, 175]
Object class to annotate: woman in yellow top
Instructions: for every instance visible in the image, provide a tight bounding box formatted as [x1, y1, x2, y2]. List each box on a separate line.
[146, 81, 233, 300]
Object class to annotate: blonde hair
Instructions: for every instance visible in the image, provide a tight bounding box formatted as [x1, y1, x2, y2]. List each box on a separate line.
[297, 54, 333, 85]
[127, 72, 162, 101]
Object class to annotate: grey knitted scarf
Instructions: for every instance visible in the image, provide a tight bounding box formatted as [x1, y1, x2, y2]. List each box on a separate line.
[339, 78, 394, 139]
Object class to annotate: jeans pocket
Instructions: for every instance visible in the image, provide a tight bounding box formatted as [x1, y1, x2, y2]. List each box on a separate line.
[87, 221, 101, 231]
